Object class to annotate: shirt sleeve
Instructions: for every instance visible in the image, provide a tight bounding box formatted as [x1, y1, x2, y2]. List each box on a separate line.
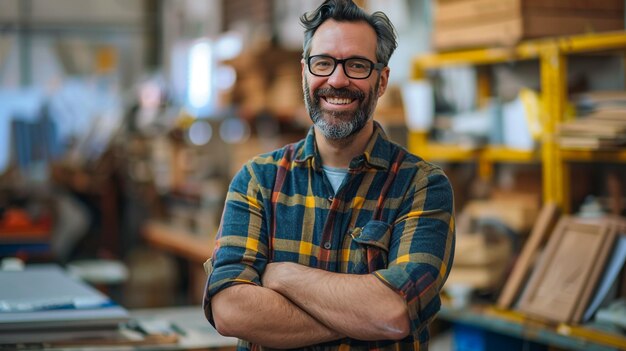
[373, 167, 455, 339]
[202, 162, 269, 326]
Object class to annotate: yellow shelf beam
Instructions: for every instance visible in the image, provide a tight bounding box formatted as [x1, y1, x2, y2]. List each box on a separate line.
[478, 147, 538, 180]
[407, 131, 478, 162]
[481, 147, 537, 162]
[560, 149, 626, 163]
[421, 144, 479, 162]
[540, 43, 569, 212]
[407, 133, 539, 164]
[415, 31, 626, 69]
[415, 44, 541, 69]
[484, 307, 626, 350]
[558, 31, 626, 54]
[557, 324, 626, 351]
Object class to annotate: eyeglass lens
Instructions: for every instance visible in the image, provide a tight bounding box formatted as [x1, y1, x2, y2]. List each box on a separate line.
[308, 55, 375, 79]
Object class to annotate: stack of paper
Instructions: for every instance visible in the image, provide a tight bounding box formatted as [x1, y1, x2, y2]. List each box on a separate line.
[0, 265, 129, 344]
[558, 111, 626, 150]
[560, 92, 626, 150]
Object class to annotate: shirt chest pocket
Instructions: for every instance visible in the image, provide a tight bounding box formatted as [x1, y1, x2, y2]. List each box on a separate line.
[347, 220, 391, 274]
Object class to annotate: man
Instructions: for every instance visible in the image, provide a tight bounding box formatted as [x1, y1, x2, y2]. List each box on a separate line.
[203, 0, 455, 349]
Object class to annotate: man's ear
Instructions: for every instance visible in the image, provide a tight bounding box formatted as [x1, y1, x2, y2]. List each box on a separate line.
[301, 59, 306, 78]
[377, 67, 390, 97]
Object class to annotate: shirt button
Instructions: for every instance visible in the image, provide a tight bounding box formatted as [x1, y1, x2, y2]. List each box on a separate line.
[328, 195, 334, 202]
[323, 242, 331, 250]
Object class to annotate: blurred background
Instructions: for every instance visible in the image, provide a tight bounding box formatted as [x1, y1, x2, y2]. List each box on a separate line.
[0, 0, 436, 306]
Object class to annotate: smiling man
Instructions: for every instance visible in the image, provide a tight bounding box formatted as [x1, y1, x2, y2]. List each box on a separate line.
[203, 1, 455, 350]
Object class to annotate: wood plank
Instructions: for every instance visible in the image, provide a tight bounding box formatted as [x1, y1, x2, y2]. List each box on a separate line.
[435, 0, 519, 23]
[497, 203, 560, 309]
[522, 0, 624, 12]
[523, 16, 624, 38]
[434, 18, 523, 51]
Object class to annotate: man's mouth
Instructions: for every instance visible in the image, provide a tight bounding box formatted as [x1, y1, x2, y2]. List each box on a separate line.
[324, 97, 354, 105]
[315, 88, 364, 108]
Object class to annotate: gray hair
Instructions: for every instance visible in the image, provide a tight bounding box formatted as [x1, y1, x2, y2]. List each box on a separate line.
[300, 0, 398, 66]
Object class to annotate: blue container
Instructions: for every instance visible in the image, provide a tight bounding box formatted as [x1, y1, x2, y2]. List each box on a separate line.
[453, 323, 547, 351]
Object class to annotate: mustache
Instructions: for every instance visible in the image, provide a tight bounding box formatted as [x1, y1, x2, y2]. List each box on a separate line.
[314, 87, 364, 101]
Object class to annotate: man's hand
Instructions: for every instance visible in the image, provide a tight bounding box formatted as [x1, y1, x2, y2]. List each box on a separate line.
[261, 262, 410, 340]
[212, 283, 343, 348]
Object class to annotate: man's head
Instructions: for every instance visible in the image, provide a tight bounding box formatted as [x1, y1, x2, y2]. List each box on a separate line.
[300, 0, 397, 141]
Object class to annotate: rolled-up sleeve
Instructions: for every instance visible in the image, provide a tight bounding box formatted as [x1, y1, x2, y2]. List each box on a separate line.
[202, 162, 269, 326]
[373, 169, 455, 340]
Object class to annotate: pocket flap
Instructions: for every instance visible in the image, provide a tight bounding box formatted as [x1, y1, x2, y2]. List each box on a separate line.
[351, 220, 392, 251]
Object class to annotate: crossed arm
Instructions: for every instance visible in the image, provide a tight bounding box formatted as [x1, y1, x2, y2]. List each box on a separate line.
[212, 263, 410, 348]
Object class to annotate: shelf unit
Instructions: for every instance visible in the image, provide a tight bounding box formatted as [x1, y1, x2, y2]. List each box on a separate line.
[437, 305, 626, 351]
[409, 30, 626, 213]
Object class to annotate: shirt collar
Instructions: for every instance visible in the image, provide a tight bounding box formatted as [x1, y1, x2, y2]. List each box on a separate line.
[295, 121, 393, 171]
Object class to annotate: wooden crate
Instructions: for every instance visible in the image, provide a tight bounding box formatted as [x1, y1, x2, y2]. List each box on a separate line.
[434, 0, 624, 50]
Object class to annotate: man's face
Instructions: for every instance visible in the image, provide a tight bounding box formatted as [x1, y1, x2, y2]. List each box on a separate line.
[302, 19, 389, 141]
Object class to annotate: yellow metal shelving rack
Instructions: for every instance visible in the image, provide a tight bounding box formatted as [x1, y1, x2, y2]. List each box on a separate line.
[410, 30, 626, 213]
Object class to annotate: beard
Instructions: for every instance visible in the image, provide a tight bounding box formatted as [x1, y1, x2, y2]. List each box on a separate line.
[303, 76, 379, 141]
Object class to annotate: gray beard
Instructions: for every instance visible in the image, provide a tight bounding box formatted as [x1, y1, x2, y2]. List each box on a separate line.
[303, 76, 379, 140]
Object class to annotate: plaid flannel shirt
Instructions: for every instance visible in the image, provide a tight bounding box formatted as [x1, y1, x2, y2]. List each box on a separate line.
[203, 122, 455, 350]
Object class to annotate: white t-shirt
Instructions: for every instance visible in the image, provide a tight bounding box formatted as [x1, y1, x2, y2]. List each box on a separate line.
[322, 165, 349, 194]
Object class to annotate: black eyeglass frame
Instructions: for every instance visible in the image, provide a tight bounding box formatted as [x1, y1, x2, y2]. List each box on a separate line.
[305, 55, 385, 79]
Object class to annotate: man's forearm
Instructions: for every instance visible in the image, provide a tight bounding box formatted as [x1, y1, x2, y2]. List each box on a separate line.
[263, 262, 410, 340]
[211, 283, 343, 348]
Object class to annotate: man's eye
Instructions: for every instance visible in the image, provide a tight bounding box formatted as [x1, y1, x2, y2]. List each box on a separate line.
[348, 61, 368, 70]
[315, 61, 333, 67]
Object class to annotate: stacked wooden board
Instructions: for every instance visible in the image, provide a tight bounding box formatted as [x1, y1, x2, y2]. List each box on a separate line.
[558, 92, 626, 150]
[434, 0, 624, 50]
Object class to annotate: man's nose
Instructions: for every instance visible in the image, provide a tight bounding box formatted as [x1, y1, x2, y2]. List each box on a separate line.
[327, 63, 350, 88]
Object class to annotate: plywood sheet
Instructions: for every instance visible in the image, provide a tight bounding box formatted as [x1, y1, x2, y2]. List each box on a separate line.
[518, 217, 617, 323]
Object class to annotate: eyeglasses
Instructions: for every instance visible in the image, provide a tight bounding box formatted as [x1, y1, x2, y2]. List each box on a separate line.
[306, 55, 384, 79]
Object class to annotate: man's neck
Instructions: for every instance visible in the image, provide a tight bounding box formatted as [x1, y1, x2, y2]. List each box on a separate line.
[315, 122, 374, 169]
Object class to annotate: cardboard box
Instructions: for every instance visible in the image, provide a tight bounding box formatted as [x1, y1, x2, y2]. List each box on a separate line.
[462, 197, 540, 233]
[434, 0, 624, 50]
[453, 233, 511, 266]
